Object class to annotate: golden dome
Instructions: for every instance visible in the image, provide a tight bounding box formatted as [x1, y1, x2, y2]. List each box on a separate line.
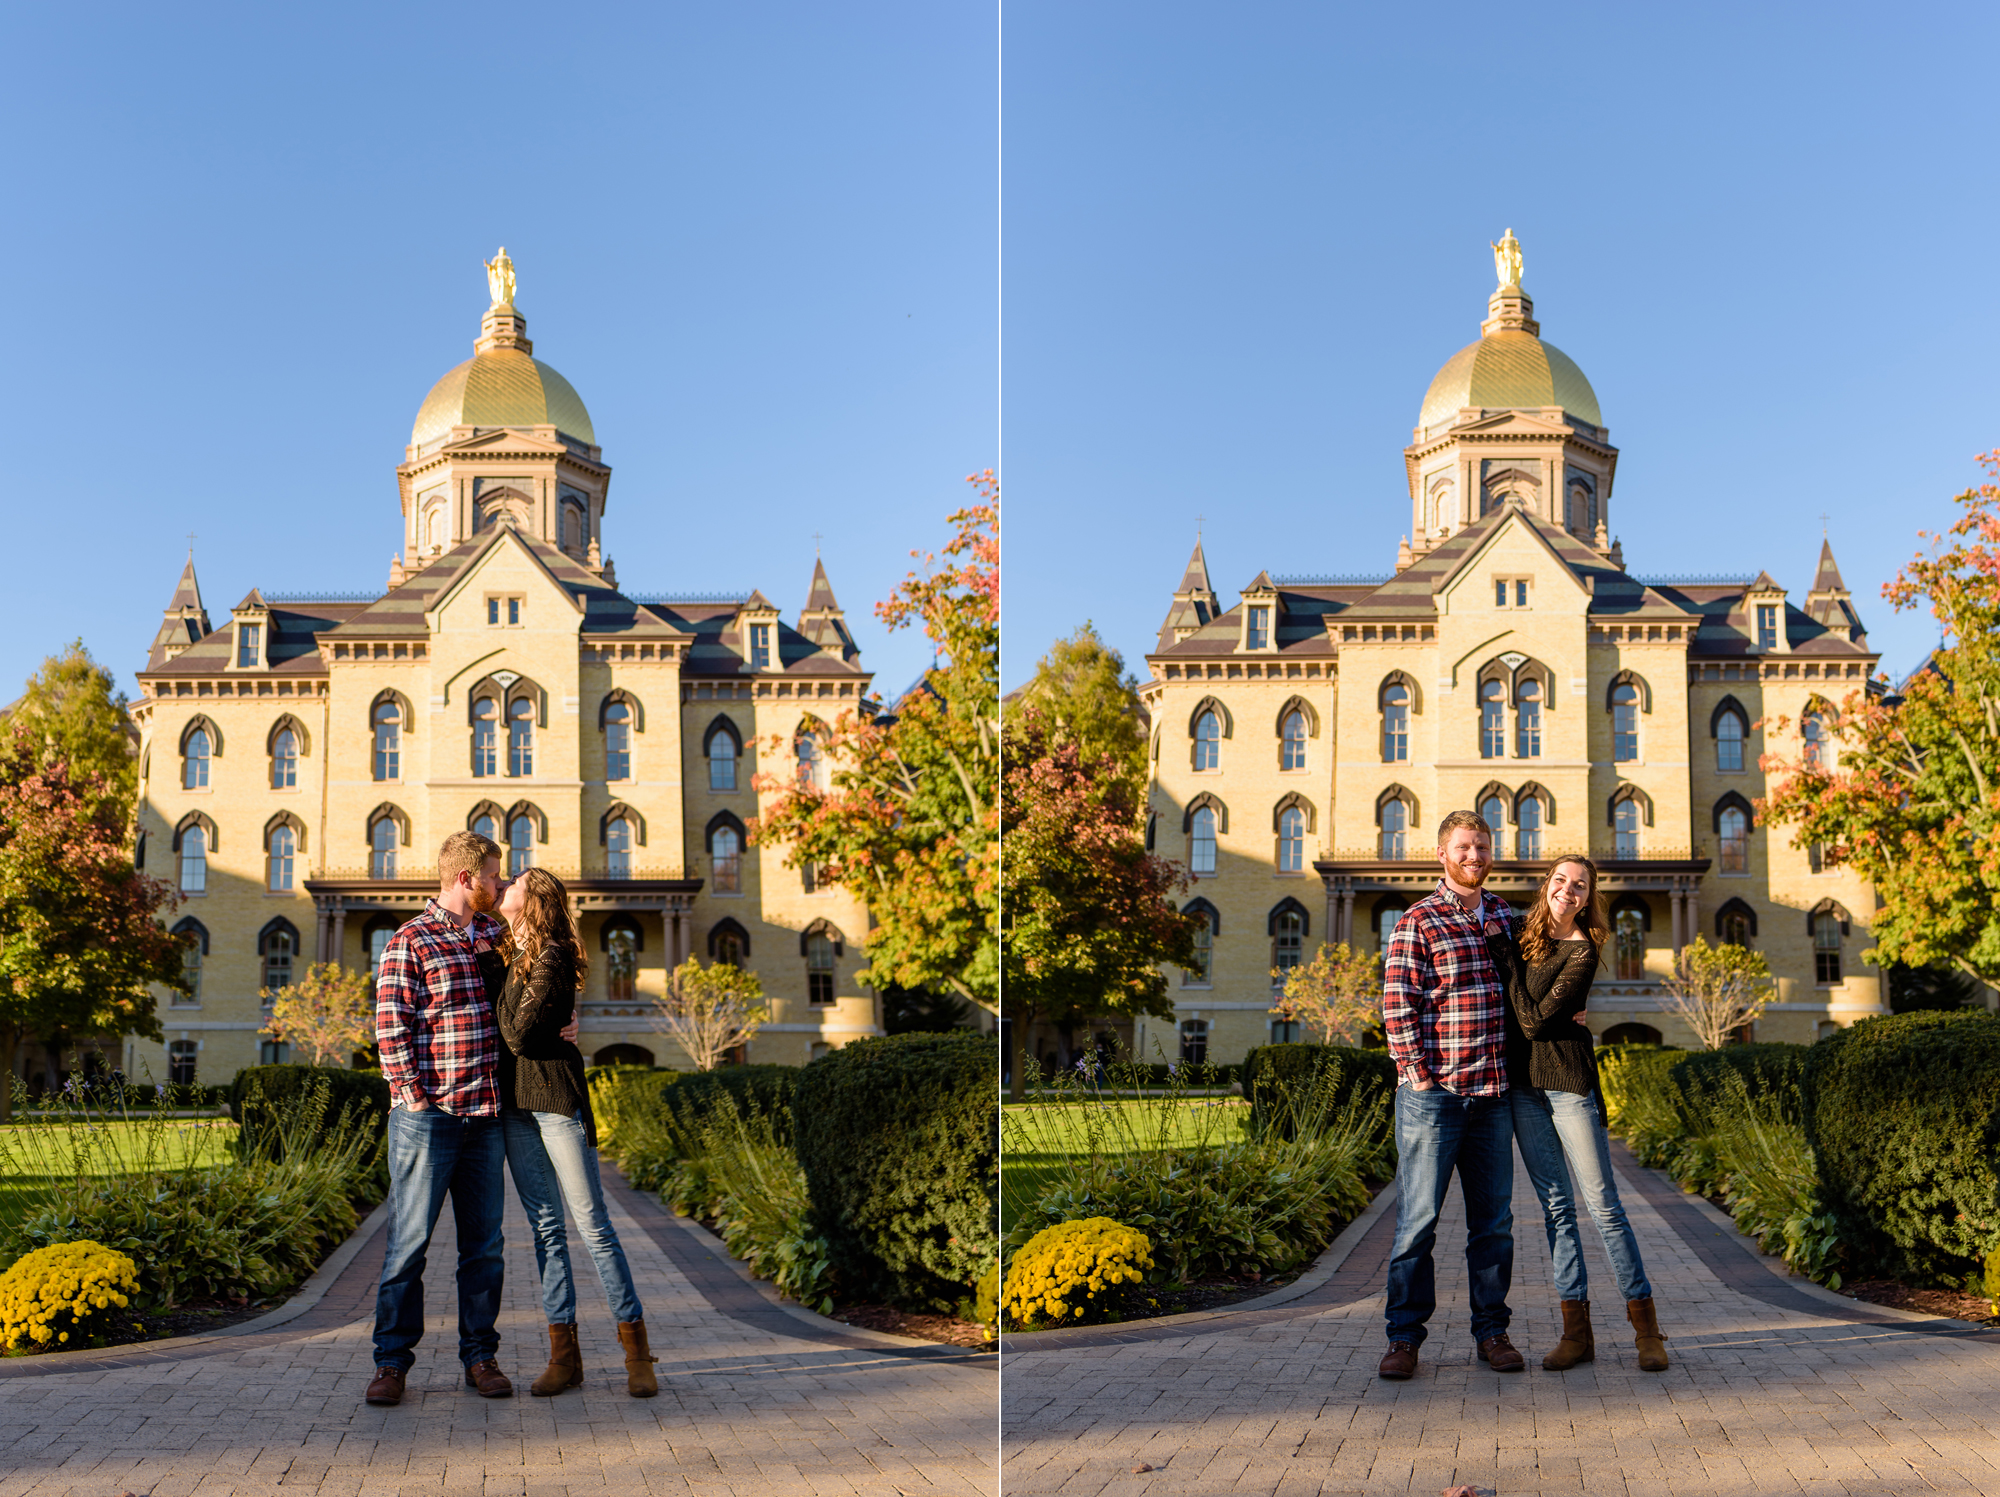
[411, 347, 595, 448]
[1418, 329, 1601, 430]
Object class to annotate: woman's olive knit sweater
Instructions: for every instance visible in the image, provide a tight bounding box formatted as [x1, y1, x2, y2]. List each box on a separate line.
[494, 944, 596, 1147]
[1490, 934, 1603, 1097]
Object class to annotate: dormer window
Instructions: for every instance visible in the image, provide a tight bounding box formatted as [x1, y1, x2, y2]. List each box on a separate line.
[1245, 606, 1270, 650]
[1756, 604, 1779, 650]
[236, 623, 261, 668]
[750, 623, 772, 671]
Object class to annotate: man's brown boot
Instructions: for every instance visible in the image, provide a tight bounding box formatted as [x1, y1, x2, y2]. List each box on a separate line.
[365, 1365, 406, 1406]
[1626, 1296, 1670, 1371]
[531, 1323, 583, 1396]
[464, 1359, 514, 1397]
[1477, 1333, 1526, 1372]
[1377, 1339, 1419, 1380]
[1543, 1299, 1595, 1370]
[616, 1319, 659, 1398]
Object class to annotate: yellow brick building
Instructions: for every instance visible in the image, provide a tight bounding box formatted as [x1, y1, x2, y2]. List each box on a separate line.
[1130, 237, 1883, 1066]
[128, 256, 879, 1085]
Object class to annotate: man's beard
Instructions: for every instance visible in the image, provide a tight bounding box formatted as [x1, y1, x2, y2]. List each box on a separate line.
[470, 881, 498, 914]
[1447, 858, 1490, 889]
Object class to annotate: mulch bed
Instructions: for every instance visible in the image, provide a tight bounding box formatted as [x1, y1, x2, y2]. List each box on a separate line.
[1, 1297, 276, 1356]
[826, 1304, 992, 1349]
[1838, 1279, 2000, 1326]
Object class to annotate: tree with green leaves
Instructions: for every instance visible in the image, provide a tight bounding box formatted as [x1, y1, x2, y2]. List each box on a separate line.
[1004, 623, 1147, 792]
[754, 474, 999, 1016]
[1661, 937, 1775, 1050]
[1001, 695, 1201, 1098]
[1270, 941, 1384, 1047]
[0, 641, 137, 828]
[653, 957, 769, 1072]
[0, 732, 184, 1120]
[1762, 453, 2000, 984]
[261, 963, 374, 1067]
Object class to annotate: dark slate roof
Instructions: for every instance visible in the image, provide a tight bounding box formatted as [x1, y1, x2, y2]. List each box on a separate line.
[1811, 538, 1849, 595]
[146, 558, 212, 671]
[803, 558, 841, 613]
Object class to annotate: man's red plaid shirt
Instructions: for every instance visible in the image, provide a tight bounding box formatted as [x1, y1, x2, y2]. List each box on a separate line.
[1381, 880, 1518, 1097]
[374, 900, 507, 1115]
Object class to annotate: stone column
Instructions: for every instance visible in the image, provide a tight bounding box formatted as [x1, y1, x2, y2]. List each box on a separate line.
[1324, 885, 1339, 952]
[315, 901, 332, 963]
[1341, 887, 1356, 948]
[330, 903, 348, 969]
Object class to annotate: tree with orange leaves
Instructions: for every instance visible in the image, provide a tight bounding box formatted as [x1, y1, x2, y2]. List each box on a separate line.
[1761, 453, 2000, 983]
[753, 473, 999, 1015]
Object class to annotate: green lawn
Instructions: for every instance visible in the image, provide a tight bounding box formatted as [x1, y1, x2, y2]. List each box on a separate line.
[1000, 1098, 1250, 1228]
[0, 1120, 237, 1230]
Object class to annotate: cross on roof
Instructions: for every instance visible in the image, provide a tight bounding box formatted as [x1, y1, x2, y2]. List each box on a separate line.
[812, 531, 823, 555]
[186, 531, 196, 557]
[1820, 513, 1829, 537]
[1195, 514, 1207, 537]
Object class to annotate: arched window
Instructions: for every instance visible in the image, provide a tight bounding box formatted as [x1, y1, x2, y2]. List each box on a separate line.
[272, 728, 298, 789]
[508, 698, 534, 777]
[1379, 796, 1409, 860]
[183, 727, 210, 790]
[1602, 1022, 1661, 1046]
[372, 815, 399, 879]
[268, 824, 295, 892]
[707, 719, 740, 791]
[708, 917, 749, 967]
[796, 728, 823, 790]
[604, 702, 632, 781]
[472, 697, 498, 777]
[1611, 683, 1640, 762]
[372, 700, 401, 781]
[1716, 706, 1747, 772]
[1181, 900, 1218, 986]
[1718, 801, 1750, 874]
[606, 816, 634, 878]
[1481, 794, 1508, 858]
[1802, 711, 1826, 770]
[1479, 679, 1506, 759]
[1280, 710, 1307, 772]
[1381, 684, 1409, 763]
[507, 814, 534, 876]
[1516, 679, 1542, 758]
[1189, 805, 1217, 875]
[260, 919, 298, 995]
[1813, 910, 1844, 984]
[1277, 805, 1306, 872]
[1193, 710, 1220, 772]
[470, 806, 499, 844]
[1270, 901, 1308, 989]
[168, 1040, 198, 1087]
[1614, 906, 1646, 980]
[1613, 797, 1641, 858]
[427, 507, 446, 551]
[1179, 1018, 1209, 1065]
[1516, 794, 1543, 860]
[1716, 898, 1757, 948]
[180, 824, 207, 893]
[172, 918, 207, 1005]
[806, 930, 837, 1005]
[368, 920, 397, 988]
[711, 823, 742, 893]
[605, 921, 639, 1001]
[1374, 897, 1409, 953]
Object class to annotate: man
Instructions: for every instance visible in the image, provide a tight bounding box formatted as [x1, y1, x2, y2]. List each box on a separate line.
[1377, 810, 1521, 1380]
[366, 830, 515, 1406]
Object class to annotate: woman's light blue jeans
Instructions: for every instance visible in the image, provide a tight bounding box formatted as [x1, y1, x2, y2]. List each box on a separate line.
[1509, 1086, 1652, 1303]
[501, 1108, 644, 1325]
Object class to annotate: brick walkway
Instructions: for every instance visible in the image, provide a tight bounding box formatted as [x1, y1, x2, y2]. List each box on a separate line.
[0, 1176, 995, 1497]
[1002, 1147, 2000, 1496]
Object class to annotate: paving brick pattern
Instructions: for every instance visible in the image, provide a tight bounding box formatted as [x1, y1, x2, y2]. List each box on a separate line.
[1003, 1156, 2000, 1496]
[1, 1185, 995, 1497]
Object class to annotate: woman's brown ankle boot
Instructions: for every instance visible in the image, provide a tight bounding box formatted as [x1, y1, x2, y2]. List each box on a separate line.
[1542, 1299, 1595, 1370]
[531, 1323, 583, 1396]
[1626, 1296, 1670, 1371]
[617, 1319, 659, 1397]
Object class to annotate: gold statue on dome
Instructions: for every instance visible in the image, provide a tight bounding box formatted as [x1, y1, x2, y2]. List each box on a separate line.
[484, 247, 517, 307]
[1491, 228, 1523, 289]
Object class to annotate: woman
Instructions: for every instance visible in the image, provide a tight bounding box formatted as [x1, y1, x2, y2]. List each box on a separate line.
[1497, 855, 1669, 1373]
[494, 867, 658, 1398]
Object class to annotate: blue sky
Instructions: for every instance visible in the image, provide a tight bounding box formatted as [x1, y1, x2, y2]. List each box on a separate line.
[0, 3, 996, 703]
[1001, 1, 2000, 689]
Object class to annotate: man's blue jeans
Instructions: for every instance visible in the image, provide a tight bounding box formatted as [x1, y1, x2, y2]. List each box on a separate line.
[1510, 1085, 1653, 1303]
[502, 1108, 645, 1325]
[372, 1107, 506, 1372]
[1385, 1083, 1516, 1349]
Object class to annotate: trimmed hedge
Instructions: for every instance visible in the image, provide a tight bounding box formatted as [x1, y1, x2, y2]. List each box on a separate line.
[792, 1032, 998, 1312]
[666, 1064, 795, 1142]
[1670, 1042, 1809, 1121]
[1242, 1044, 1397, 1137]
[1802, 1010, 2000, 1285]
[226, 1064, 390, 1195]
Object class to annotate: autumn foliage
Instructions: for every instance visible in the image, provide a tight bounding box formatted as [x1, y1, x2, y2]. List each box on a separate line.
[1761, 454, 2000, 983]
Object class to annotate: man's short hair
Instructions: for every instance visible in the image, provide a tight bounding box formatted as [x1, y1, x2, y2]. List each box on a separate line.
[439, 829, 501, 888]
[1436, 809, 1493, 846]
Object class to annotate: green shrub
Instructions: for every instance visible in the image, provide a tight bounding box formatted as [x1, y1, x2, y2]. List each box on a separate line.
[665, 1064, 795, 1140]
[1597, 1045, 1685, 1167]
[587, 1066, 682, 1164]
[1670, 1043, 1809, 1122]
[793, 1032, 998, 1313]
[1243, 1043, 1396, 1138]
[1803, 1010, 2000, 1285]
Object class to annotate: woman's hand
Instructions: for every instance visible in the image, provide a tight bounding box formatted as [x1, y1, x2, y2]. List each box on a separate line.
[560, 1015, 580, 1045]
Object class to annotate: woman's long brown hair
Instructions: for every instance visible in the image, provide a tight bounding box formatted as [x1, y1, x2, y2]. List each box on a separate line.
[1518, 855, 1610, 968]
[502, 867, 589, 989]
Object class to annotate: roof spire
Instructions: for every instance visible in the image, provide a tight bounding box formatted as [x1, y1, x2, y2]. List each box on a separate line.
[798, 555, 854, 660]
[148, 553, 211, 670]
[1811, 536, 1851, 597]
[803, 555, 842, 615]
[1178, 535, 1213, 596]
